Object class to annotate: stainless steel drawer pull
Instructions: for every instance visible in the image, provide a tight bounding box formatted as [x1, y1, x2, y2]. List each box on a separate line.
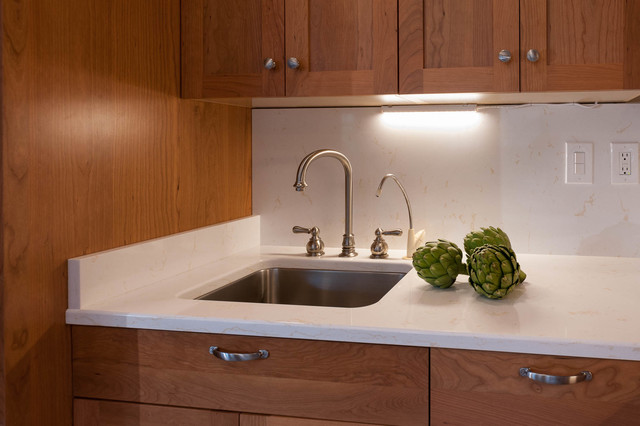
[209, 346, 269, 362]
[519, 367, 592, 385]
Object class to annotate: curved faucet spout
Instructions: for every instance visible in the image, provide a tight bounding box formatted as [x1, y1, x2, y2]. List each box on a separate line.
[376, 173, 413, 229]
[293, 149, 357, 257]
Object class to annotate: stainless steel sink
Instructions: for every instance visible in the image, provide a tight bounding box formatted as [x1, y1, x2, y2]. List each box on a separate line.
[196, 267, 406, 308]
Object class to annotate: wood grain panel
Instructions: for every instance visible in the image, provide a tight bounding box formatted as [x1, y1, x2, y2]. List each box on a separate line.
[308, 0, 373, 72]
[424, 0, 493, 69]
[1, 1, 252, 424]
[240, 413, 379, 426]
[547, 0, 623, 65]
[72, 327, 429, 426]
[431, 348, 640, 426]
[183, 0, 286, 98]
[521, 0, 640, 91]
[75, 398, 239, 426]
[286, 0, 397, 96]
[399, 0, 519, 94]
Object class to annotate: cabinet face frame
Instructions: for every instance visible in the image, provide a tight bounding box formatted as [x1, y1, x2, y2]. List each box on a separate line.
[181, 0, 286, 98]
[399, 0, 520, 94]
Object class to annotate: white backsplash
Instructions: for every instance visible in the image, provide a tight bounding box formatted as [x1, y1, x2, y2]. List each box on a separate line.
[253, 103, 640, 257]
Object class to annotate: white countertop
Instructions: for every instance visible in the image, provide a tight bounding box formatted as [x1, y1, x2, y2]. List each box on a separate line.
[66, 217, 640, 361]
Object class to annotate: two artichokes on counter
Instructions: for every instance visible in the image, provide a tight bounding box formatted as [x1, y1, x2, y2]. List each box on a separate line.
[412, 227, 526, 299]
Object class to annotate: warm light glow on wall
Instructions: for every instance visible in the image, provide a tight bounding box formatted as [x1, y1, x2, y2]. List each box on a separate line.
[379, 104, 481, 130]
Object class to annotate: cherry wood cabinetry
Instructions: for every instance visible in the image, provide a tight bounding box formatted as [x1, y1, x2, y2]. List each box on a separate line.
[431, 348, 640, 426]
[182, 0, 398, 98]
[73, 400, 378, 426]
[399, 0, 640, 94]
[72, 326, 429, 426]
[74, 399, 239, 426]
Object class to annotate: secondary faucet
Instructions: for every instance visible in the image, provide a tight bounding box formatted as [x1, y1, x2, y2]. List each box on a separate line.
[376, 173, 425, 259]
[294, 149, 357, 257]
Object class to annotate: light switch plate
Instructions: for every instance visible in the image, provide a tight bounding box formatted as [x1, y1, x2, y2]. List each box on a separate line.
[566, 142, 593, 184]
[610, 142, 639, 184]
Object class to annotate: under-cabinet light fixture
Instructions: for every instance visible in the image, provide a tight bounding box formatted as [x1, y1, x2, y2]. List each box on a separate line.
[379, 104, 480, 129]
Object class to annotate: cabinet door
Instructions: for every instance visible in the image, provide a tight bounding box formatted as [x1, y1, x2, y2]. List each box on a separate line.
[182, 0, 285, 98]
[285, 0, 397, 96]
[431, 348, 640, 426]
[399, 0, 519, 93]
[521, 0, 640, 91]
[74, 398, 239, 426]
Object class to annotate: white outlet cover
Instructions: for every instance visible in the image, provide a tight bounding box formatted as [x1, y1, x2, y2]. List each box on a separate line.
[611, 142, 639, 184]
[566, 142, 593, 184]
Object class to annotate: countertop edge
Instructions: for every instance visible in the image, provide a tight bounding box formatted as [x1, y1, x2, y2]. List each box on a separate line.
[66, 309, 640, 362]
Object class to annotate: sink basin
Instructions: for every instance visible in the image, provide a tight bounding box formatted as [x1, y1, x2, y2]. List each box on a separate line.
[196, 267, 406, 308]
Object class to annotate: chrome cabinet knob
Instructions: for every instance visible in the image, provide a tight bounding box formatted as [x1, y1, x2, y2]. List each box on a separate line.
[263, 57, 277, 70]
[498, 49, 512, 63]
[287, 57, 300, 69]
[526, 49, 540, 62]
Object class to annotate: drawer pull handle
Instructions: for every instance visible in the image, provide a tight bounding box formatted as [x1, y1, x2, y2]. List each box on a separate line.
[209, 346, 269, 362]
[519, 367, 592, 385]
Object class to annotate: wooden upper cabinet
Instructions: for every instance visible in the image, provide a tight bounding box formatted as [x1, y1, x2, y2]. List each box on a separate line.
[285, 0, 397, 96]
[182, 0, 285, 98]
[399, 0, 520, 94]
[521, 0, 640, 91]
[182, 0, 397, 99]
[399, 0, 640, 94]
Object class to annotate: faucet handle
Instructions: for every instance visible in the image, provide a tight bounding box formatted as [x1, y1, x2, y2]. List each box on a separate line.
[292, 226, 325, 256]
[370, 228, 402, 259]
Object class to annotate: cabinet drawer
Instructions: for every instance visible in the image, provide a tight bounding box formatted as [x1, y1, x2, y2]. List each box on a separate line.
[431, 348, 640, 426]
[72, 326, 428, 426]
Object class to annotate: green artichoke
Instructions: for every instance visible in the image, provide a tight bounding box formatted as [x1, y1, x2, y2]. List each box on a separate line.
[467, 244, 521, 299]
[464, 227, 526, 282]
[412, 239, 467, 289]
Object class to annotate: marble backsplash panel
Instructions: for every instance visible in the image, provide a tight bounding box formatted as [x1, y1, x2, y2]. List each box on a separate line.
[253, 104, 640, 257]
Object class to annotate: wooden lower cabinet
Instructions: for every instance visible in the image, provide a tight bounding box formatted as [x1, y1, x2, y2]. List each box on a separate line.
[72, 326, 429, 426]
[74, 399, 239, 426]
[73, 399, 378, 426]
[431, 348, 640, 426]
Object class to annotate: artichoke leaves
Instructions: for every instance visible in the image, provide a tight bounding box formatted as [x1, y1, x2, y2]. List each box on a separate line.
[467, 244, 522, 299]
[412, 239, 467, 289]
[464, 227, 527, 282]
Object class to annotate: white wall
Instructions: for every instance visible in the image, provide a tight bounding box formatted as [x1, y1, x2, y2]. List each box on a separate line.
[253, 104, 640, 257]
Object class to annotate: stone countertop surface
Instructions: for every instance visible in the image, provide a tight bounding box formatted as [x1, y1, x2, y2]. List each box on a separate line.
[66, 219, 640, 361]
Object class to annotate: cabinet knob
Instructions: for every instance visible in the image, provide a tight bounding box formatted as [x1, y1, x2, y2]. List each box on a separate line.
[498, 49, 512, 63]
[263, 57, 277, 70]
[526, 49, 540, 63]
[287, 57, 300, 70]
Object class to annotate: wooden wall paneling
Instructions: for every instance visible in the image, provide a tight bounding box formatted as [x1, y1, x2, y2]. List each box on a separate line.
[1, 0, 252, 424]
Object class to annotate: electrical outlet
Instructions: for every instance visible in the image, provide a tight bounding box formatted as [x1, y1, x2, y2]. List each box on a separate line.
[611, 142, 639, 184]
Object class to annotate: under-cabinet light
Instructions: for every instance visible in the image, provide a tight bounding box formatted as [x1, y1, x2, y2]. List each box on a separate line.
[379, 104, 480, 129]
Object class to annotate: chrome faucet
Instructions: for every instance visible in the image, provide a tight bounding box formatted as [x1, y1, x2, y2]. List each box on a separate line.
[376, 173, 425, 259]
[294, 149, 357, 257]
